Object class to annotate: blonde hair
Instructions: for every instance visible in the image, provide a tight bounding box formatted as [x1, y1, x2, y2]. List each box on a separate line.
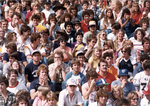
[47, 91, 57, 101]
[38, 86, 50, 97]
[96, 30, 107, 48]
[127, 91, 138, 104]
[111, 85, 124, 100]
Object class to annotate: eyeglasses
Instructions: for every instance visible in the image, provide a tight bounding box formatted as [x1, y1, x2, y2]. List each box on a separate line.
[132, 98, 138, 101]
[54, 56, 61, 59]
[60, 40, 66, 43]
[69, 85, 76, 87]
[121, 50, 127, 53]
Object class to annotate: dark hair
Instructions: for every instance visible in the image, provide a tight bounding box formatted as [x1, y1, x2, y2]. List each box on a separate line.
[121, 8, 130, 18]
[0, 76, 9, 87]
[142, 37, 150, 45]
[143, 60, 150, 70]
[82, 0, 89, 6]
[82, 10, 90, 18]
[86, 70, 98, 81]
[102, 52, 113, 59]
[98, 58, 108, 66]
[6, 32, 17, 43]
[16, 95, 30, 106]
[60, 13, 72, 23]
[8, 52, 19, 60]
[64, 21, 73, 29]
[16, 89, 30, 101]
[115, 99, 129, 106]
[20, 25, 31, 35]
[63, 0, 70, 5]
[5, 42, 17, 52]
[47, 14, 57, 25]
[111, 22, 121, 30]
[54, 51, 64, 60]
[8, 69, 18, 78]
[140, 18, 149, 27]
[75, 32, 83, 38]
[40, 29, 49, 35]
[37, 64, 48, 77]
[88, 9, 94, 15]
[134, 29, 145, 40]
[122, 46, 131, 56]
[140, 54, 150, 62]
[96, 89, 109, 101]
[70, 5, 78, 11]
[71, 59, 80, 67]
[31, 14, 41, 21]
[12, 12, 21, 19]
[30, 33, 41, 43]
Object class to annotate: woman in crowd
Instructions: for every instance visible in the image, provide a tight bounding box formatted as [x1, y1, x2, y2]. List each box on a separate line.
[127, 91, 139, 106]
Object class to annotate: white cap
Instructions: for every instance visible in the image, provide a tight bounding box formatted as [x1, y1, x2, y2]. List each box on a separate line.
[67, 78, 77, 86]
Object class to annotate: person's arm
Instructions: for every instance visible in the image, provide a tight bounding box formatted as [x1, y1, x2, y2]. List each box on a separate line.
[84, 46, 93, 59]
[30, 89, 38, 100]
[118, 18, 129, 29]
[62, 49, 73, 60]
[49, 23, 55, 37]
[115, 55, 123, 67]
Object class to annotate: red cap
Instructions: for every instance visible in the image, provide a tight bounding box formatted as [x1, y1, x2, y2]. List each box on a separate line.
[143, 85, 150, 95]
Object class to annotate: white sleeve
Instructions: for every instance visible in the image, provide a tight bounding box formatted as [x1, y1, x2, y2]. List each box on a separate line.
[24, 46, 31, 56]
[58, 91, 65, 106]
[133, 73, 141, 89]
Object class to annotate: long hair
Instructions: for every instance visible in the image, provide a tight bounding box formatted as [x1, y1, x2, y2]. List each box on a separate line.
[103, 8, 115, 25]
[111, 85, 124, 100]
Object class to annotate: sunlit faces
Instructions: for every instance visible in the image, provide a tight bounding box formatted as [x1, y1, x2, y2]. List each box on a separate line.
[89, 25, 96, 32]
[77, 55, 85, 64]
[119, 75, 128, 82]
[8, 9, 14, 18]
[106, 10, 113, 18]
[32, 53, 41, 62]
[100, 32, 107, 40]
[130, 95, 139, 106]
[113, 88, 120, 99]
[66, 25, 72, 33]
[0, 82, 7, 92]
[0, 28, 5, 37]
[143, 41, 150, 50]
[136, 31, 143, 41]
[83, 15, 90, 22]
[1, 21, 8, 31]
[94, 48, 101, 57]
[67, 85, 77, 95]
[105, 56, 113, 66]
[9, 72, 18, 83]
[18, 100, 28, 106]
[82, 3, 88, 10]
[39, 69, 48, 78]
[76, 35, 83, 43]
[12, 61, 20, 70]
[89, 39, 97, 46]
[12, 15, 20, 24]
[72, 63, 80, 73]
[59, 39, 67, 47]
[48, 98, 57, 106]
[117, 31, 124, 40]
[32, 19, 39, 27]
[98, 96, 108, 105]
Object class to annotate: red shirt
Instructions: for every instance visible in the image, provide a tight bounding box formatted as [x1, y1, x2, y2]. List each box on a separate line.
[80, 20, 89, 34]
[97, 71, 116, 92]
[132, 12, 142, 25]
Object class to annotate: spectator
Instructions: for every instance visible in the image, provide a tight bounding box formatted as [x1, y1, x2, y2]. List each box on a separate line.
[0, 76, 16, 106]
[141, 85, 150, 106]
[46, 91, 57, 106]
[127, 91, 139, 106]
[58, 78, 83, 106]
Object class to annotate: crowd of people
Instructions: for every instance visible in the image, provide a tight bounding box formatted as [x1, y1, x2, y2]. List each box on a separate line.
[0, 0, 150, 106]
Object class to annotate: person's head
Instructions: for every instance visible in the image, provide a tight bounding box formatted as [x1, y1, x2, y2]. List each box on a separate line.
[47, 91, 57, 106]
[140, 54, 150, 63]
[7, 0, 16, 7]
[103, 40, 115, 51]
[75, 32, 83, 43]
[142, 37, 150, 50]
[13, 3, 22, 14]
[82, 1, 89, 10]
[11, 60, 22, 75]
[88, 9, 94, 20]
[40, 29, 49, 42]
[112, 0, 122, 11]
[144, 0, 150, 8]
[60, 13, 72, 23]
[82, 10, 90, 22]
[106, 8, 113, 18]
[116, 29, 125, 40]
[0, 19, 8, 31]
[98, 58, 108, 73]
[98, 30, 107, 40]
[31, 14, 41, 26]
[66, 78, 77, 95]
[111, 85, 124, 100]
[37, 64, 48, 79]
[63, 0, 70, 9]
[32, 51, 41, 63]
[8, 52, 18, 62]
[127, 91, 139, 106]
[48, 14, 57, 25]
[65, 21, 73, 33]
[96, 89, 109, 105]
[86, 70, 98, 82]
[16, 89, 30, 101]
[143, 60, 150, 71]
[16, 95, 30, 106]
[37, 86, 50, 98]
[6, 32, 17, 43]
[8, 69, 18, 83]
[12, 12, 21, 24]
[8, 7, 14, 18]
[30, 33, 41, 44]
[92, 47, 102, 58]
[140, 18, 149, 29]
[0, 76, 9, 92]
[70, 5, 78, 15]
[143, 85, 150, 101]
[0, 27, 5, 39]
[53, 4, 66, 16]
[54, 51, 64, 63]
[87, 35, 97, 46]
[103, 52, 113, 67]
[31, 1, 40, 11]
[5, 42, 17, 54]
[43, 2, 51, 10]
[134, 29, 145, 41]
[20, 25, 31, 38]
[71, 59, 80, 73]
[122, 40, 133, 49]
[96, 78, 109, 91]
[121, 8, 131, 19]
[76, 50, 85, 64]
[132, 2, 141, 13]
[115, 98, 130, 106]
[88, 20, 97, 32]
[121, 46, 131, 57]
[59, 36, 67, 47]
[113, 24, 121, 32]
[118, 69, 130, 82]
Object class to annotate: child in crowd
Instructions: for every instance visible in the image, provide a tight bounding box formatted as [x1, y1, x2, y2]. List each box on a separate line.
[46, 91, 58, 106]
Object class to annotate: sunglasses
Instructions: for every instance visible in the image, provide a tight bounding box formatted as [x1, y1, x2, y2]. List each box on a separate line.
[69, 85, 76, 87]
[121, 50, 127, 53]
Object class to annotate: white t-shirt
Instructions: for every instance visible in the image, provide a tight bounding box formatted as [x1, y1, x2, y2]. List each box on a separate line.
[42, 9, 55, 21]
[133, 71, 150, 94]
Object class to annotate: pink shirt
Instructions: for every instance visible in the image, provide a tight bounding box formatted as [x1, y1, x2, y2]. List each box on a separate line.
[33, 97, 49, 106]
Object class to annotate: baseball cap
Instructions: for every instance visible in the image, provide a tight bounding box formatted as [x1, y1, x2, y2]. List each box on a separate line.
[76, 50, 85, 56]
[32, 50, 41, 56]
[67, 78, 77, 86]
[143, 85, 150, 95]
[96, 78, 109, 87]
[89, 21, 96, 27]
[118, 69, 129, 76]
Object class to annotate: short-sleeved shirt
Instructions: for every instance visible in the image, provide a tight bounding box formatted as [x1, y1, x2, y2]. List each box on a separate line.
[25, 62, 42, 82]
[58, 89, 83, 106]
[3, 51, 27, 62]
[30, 79, 55, 92]
[107, 65, 119, 79]
[0, 91, 16, 106]
[111, 79, 135, 97]
[97, 71, 116, 92]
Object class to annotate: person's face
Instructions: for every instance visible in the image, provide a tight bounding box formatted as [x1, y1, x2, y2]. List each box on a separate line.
[44, 4, 50, 10]
[23, 30, 30, 39]
[64, 3, 69, 9]
[36, 38, 41, 45]
[89, 39, 97, 46]
[113, 88, 120, 99]
[56, 9, 63, 16]
[1, 21, 8, 31]
[9, 72, 17, 83]
[82, 4, 88, 10]
[9, 57, 16, 63]
[77, 55, 85, 63]
[12, 15, 19, 24]
[83, 15, 89, 22]
[15, 7, 21, 13]
[71, 9, 77, 15]
[0, 82, 7, 92]
[122, 48, 129, 57]
[105, 56, 113, 66]
[124, 13, 130, 20]
[65, 17, 70, 22]
[76, 35, 83, 43]
[12, 35, 17, 42]
[74, 24, 81, 30]
[67, 85, 77, 95]
[8, 10, 14, 17]
[99, 62, 107, 72]
[0, 28, 5, 38]
[106, 10, 112, 18]
[6, 48, 13, 54]
[143, 41, 150, 50]
[100, 32, 106, 40]
[18, 100, 28, 106]
[39, 69, 48, 78]
[54, 54, 62, 62]
[48, 99, 57, 106]
[145, 1, 150, 8]
[38, 91, 43, 98]
[32, 19, 39, 26]
[72, 63, 80, 73]
[142, 22, 148, 29]
[66, 25, 72, 33]
[136, 31, 143, 40]
[92, 0, 97, 6]
[12, 62, 19, 70]
[60, 39, 66, 47]
[120, 75, 128, 82]
[103, 44, 109, 51]
[94, 48, 101, 57]
[41, 33, 48, 41]
[98, 96, 108, 105]
[33, 5, 39, 10]
[89, 26, 96, 32]
[117, 31, 124, 40]
[130, 95, 139, 106]
[32, 53, 41, 62]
